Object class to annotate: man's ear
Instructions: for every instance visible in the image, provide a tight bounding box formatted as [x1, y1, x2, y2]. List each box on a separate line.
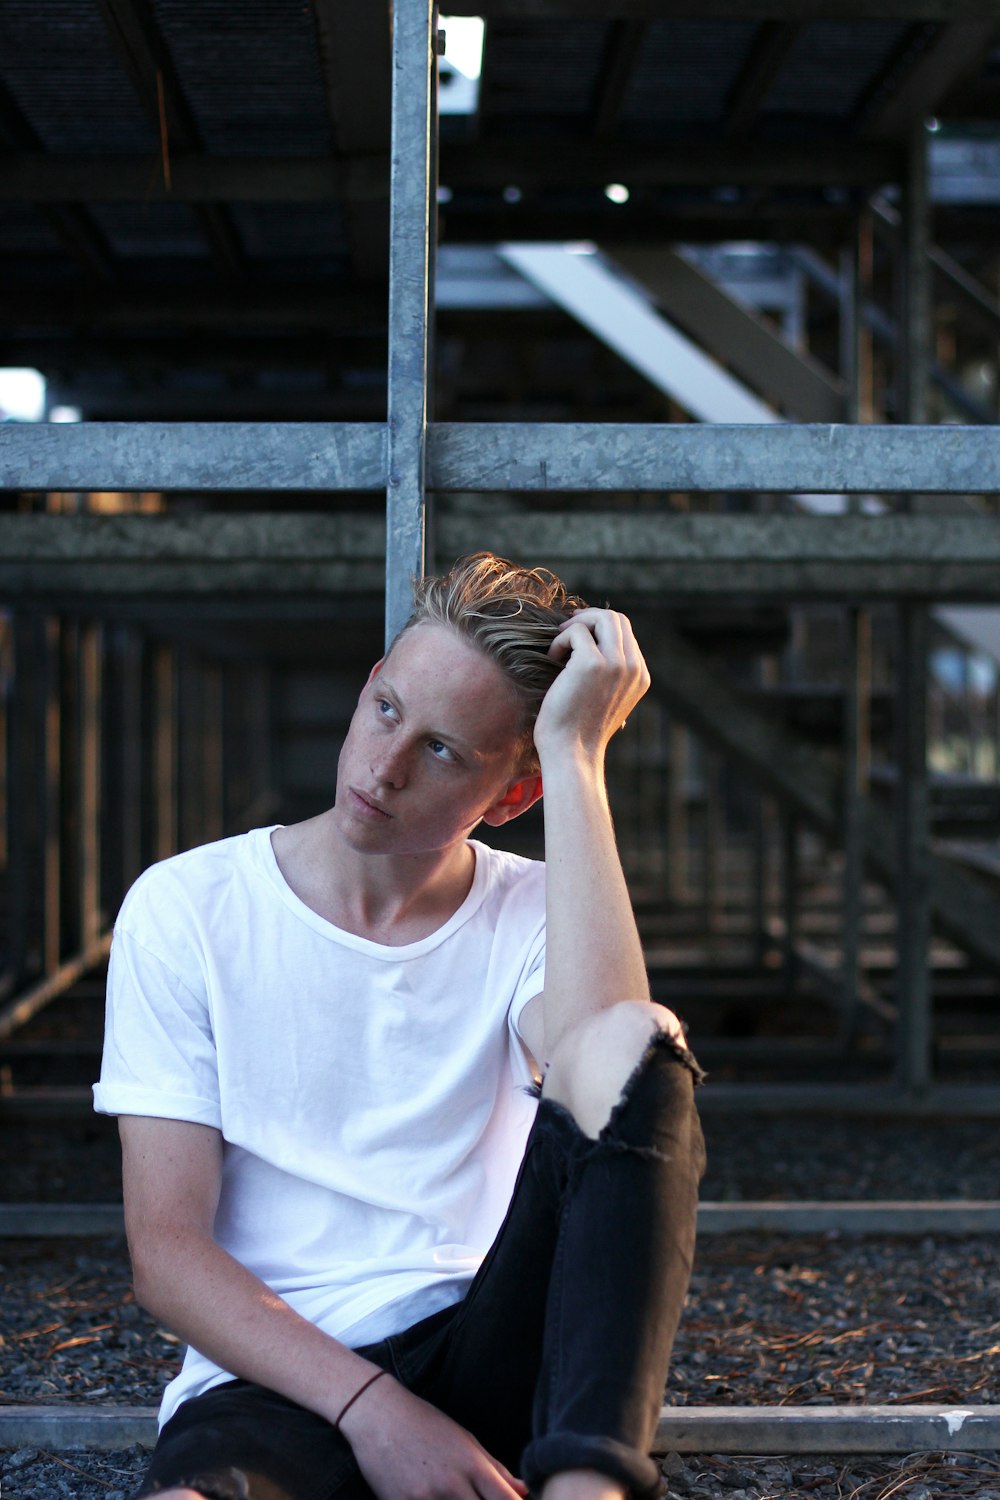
[481, 774, 544, 827]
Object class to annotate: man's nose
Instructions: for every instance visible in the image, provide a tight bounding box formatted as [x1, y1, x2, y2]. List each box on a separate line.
[370, 738, 410, 789]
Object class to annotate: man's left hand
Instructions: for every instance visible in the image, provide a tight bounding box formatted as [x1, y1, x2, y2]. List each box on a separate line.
[532, 607, 650, 766]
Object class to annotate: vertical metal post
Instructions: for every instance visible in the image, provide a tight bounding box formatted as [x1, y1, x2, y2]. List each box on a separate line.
[667, 721, 689, 905]
[895, 605, 932, 1094]
[856, 208, 876, 423]
[839, 245, 858, 426]
[385, 0, 438, 647]
[40, 616, 61, 976]
[5, 617, 28, 986]
[751, 792, 767, 967]
[895, 123, 933, 1096]
[79, 622, 102, 948]
[901, 124, 931, 430]
[840, 607, 868, 1040]
[703, 751, 723, 936]
[120, 631, 144, 889]
[153, 645, 177, 862]
[203, 663, 224, 843]
[781, 812, 798, 993]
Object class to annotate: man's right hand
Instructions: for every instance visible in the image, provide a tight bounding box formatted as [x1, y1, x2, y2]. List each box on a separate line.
[341, 1373, 527, 1500]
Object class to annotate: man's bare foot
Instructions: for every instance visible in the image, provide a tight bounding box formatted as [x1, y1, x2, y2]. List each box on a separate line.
[542, 1469, 627, 1500]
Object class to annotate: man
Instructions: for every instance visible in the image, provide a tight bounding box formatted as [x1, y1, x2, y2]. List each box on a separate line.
[95, 552, 705, 1500]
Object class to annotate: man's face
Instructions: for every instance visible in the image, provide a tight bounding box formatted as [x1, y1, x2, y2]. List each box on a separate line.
[333, 621, 530, 857]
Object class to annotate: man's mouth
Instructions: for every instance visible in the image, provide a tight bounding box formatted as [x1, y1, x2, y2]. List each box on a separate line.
[349, 787, 391, 819]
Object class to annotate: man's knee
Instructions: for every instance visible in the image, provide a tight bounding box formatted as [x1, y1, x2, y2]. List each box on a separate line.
[541, 1000, 687, 1139]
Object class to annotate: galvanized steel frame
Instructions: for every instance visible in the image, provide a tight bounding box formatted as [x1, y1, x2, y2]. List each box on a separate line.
[2, 0, 998, 1113]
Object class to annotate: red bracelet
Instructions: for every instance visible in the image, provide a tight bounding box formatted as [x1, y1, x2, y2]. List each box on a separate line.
[334, 1368, 388, 1432]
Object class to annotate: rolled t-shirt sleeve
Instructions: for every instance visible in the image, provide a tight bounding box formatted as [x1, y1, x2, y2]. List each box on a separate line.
[94, 926, 222, 1128]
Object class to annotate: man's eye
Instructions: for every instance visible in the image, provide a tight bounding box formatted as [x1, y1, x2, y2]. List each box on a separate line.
[376, 698, 397, 719]
[429, 740, 455, 762]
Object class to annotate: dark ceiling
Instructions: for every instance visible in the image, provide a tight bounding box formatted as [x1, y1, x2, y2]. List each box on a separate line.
[1, 2, 999, 417]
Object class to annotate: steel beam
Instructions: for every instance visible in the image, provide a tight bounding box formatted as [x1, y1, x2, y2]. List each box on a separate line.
[610, 248, 845, 422]
[7, 514, 1000, 599]
[840, 608, 868, 1037]
[429, 423, 1000, 494]
[447, 0, 1000, 16]
[653, 1405, 1000, 1455]
[895, 605, 932, 1094]
[864, 21, 1000, 141]
[0, 422, 386, 491]
[96, 0, 247, 276]
[312, 0, 391, 276]
[4, 1402, 1000, 1457]
[637, 624, 1000, 975]
[385, 0, 437, 644]
[0, 143, 902, 201]
[0, 391, 998, 565]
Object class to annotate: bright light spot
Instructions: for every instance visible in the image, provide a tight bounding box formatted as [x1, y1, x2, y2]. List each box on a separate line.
[564, 241, 597, 255]
[0, 368, 45, 422]
[604, 183, 630, 204]
[502, 184, 522, 204]
[926, 116, 941, 132]
[49, 406, 81, 423]
[441, 16, 484, 79]
[437, 184, 454, 204]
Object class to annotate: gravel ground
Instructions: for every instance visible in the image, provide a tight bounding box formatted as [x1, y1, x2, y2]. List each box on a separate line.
[1, 1112, 998, 1497]
[3, 1113, 999, 1205]
[2, 1229, 999, 1498]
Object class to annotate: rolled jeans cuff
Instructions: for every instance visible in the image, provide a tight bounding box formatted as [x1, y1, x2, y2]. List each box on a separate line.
[521, 1432, 663, 1500]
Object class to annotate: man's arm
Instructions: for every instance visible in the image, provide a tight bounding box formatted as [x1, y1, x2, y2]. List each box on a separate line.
[121, 1114, 526, 1500]
[518, 607, 677, 1068]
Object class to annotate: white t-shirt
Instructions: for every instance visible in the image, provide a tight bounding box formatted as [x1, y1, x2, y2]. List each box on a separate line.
[94, 828, 546, 1426]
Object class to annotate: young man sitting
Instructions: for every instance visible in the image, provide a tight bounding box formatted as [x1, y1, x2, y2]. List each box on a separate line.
[95, 552, 705, 1500]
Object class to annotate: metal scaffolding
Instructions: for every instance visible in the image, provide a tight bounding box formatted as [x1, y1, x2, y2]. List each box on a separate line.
[2, 1, 1000, 1113]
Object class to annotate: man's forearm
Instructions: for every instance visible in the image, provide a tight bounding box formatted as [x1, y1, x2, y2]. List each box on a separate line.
[132, 1227, 379, 1427]
[538, 747, 650, 1059]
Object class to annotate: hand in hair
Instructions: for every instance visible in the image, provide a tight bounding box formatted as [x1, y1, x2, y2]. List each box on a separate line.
[532, 607, 650, 768]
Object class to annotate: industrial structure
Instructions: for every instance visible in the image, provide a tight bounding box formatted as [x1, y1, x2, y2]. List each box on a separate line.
[4, 3, 1000, 1119]
[4, 0, 1000, 1472]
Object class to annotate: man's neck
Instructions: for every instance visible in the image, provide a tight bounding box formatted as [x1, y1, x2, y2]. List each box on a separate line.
[270, 814, 477, 946]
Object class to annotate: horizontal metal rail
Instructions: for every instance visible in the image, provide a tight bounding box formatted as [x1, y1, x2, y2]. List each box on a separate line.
[4, 1200, 998, 1238]
[2, 422, 1000, 494]
[0, 422, 387, 492]
[5, 514, 1000, 599]
[3, 1403, 1000, 1455]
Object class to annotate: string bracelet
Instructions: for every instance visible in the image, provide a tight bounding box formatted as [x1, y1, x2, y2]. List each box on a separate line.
[334, 1368, 389, 1432]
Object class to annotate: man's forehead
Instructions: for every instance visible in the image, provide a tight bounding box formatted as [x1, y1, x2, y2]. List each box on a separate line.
[379, 624, 522, 746]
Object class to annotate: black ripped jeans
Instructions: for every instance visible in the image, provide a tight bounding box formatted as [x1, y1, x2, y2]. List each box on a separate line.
[134, 1036, 706, 1500]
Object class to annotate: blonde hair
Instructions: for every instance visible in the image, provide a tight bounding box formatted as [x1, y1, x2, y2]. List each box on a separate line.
[396, 552, 588, 772]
